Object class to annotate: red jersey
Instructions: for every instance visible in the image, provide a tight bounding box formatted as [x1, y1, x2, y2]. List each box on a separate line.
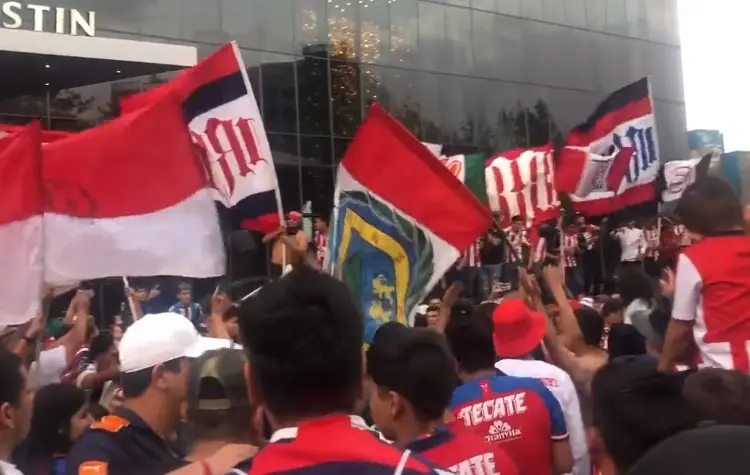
[672, 233, 750, 373]
[408, 428, 519, 475]
[450, 376, 568, 475]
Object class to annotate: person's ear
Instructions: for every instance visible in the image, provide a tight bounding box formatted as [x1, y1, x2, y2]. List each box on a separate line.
[389, 391, 405, 421]
[0, 401, 16, 430]
[152, 364, 169, 391]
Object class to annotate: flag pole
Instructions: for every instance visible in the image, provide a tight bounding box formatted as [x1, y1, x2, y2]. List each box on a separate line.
[121, 276, 139, 321]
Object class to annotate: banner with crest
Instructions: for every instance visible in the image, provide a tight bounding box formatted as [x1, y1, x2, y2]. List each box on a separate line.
[328, 105, 491, 343]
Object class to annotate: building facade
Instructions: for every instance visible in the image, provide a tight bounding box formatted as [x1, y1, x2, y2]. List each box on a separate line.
[0, 0, 686, 309]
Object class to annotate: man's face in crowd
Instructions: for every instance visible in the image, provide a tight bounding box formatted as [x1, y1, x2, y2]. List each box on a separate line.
[425, 309, 439, 328]
[156, 358, 191, 421]
[96, 344, 119, 370]
[627, 220, 636, 229]
[492, 212, 503, 226]
[314, 218, 327, 232]
[0, 365, 33, 444]
[511, 220, 523, 232]
[178, 289, 192, 305]
[575, 216, 586, 229]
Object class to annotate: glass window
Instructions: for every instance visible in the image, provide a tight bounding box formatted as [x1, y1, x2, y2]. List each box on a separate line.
[300, 135, 333, 166]
[275, 164, 303, 213]
[624, 0, 648, 39]
[328, 2, 359, 61]
[361, 64, 390, 111]
[417, 1, 446, 72]
[496, 0, 521, 16]
[471, 9, 496, 78]
[542, 0, 566, 24]
[359, 0, 391, 65]
[545, 88, 602, 138]
[438, 74, 467, 145]
[261, 53, 299, 134]
[520, 0, 543, 21]
[295, 0, 328, 52]
[444, 5, 472, 75]
[297, 55, 332, 136]
[389, 0, 419, 68]
[592, 33, 636, 96]
[222, 0, 262, 49]
[445, 0, 470, 7]
[472, 0, 497, 12]
[333, 137, 352, 167]
[460, 77, 495, 150]
[330, 60, 362, 137]
[495, 15, 529, 83]
[238, 49, 263, 109]
[563, 0, 586, 28]
[584, 0, 606, 32]
[416, 72, 447, 144]
[301, 166, 335, 216]
[604, 0, 627, 36]
[654, 101, 688, 161]
[380, 68, 421, 136]
[663, 0, 680, 46]
[255, 0, 296, 55]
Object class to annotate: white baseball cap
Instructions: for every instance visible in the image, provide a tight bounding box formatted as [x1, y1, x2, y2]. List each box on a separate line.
[119, 312, 238, 373]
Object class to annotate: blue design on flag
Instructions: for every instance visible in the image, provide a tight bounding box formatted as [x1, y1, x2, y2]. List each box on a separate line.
[329, 190, 434, 344]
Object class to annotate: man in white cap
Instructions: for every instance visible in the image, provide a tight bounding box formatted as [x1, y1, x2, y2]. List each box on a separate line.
[66, 313, 233, 475]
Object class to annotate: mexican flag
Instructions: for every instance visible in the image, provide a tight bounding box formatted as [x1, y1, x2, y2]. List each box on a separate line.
[329, 104, 491, 343]
[437, 153, 489, 206]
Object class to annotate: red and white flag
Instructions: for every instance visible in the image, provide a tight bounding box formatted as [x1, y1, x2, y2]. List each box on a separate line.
[42, 99, 225, 286]
[556, 146, 636, 198]
[121, 42, 283, 233]
[485, 146, 560, 228]
[560, 77, 660, 216]
[0, 124, 70, 143]
[0, 123, 44, 326]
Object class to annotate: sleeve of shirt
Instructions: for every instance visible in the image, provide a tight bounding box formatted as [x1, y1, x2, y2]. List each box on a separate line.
[75, 364, 97, 387]
[167, 304, 178, 314]
[535, 384, 568, 440]
[672, 253, 702, 322]
[66, 436, 121, 475]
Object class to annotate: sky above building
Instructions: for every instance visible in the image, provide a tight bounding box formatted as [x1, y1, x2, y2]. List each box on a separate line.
[679, 0, 749, 152]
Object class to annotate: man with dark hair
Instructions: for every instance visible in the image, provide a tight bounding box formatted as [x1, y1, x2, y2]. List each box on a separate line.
[662, 177, 750, 373]
[683, 368, 750, 427]
[0, 349, 33, 475]
[237, 266, 446, 474]
[66, 313, 231, 475]
[590, 359, 698, 474]
[505, 215, 529, 289]
[445, 311, 573, 475]
[169, 282, 204, 330]
[76, 331, 121, 411]
[367, 323, 518, 475]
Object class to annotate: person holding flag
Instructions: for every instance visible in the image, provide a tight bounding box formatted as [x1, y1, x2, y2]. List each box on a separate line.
[263, 211, 308, 279]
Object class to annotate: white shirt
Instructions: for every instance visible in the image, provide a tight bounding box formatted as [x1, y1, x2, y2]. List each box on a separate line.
[495, 358, 590, 475]
[76, 363, 123, 410]
[31, 345, 67, 388]
[0, 459, 25, 475]
[614, 227, 645, 262]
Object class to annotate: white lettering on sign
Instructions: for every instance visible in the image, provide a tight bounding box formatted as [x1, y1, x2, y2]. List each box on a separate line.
[486, 149, 558, 227]
[450, 453, 498, 475]
[457, 393, 527, 427]
[0, 2, 95, 36]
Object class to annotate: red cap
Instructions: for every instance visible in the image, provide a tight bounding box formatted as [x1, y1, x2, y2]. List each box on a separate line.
[492, 298, 547, 358]
[286, 211, 303, 225]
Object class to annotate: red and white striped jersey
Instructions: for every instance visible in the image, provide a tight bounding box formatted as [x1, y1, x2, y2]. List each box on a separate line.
[644, 228, 660, 259]
[314, 230, 328, 268]
[562, 234, 579, 268]
[460, 240, 482, 268]
[505, 228, 529, 264]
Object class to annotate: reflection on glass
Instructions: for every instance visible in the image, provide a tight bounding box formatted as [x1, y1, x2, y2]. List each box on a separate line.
[328, 3, 358, 61]
[389, 0, 419, 67]
[298, 55, 332, 136]
[330, 60, 362, 136]
[301, 165, 335, 216]
[261, 54, 299, 134]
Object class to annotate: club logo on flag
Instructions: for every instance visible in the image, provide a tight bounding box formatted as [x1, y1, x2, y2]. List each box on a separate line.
[440, 156, 463, 179]
[332, 190, 434, 344]
[667, 165, 695, 195]
[610, 126, 657, 184]
[191, 117, 268, 201]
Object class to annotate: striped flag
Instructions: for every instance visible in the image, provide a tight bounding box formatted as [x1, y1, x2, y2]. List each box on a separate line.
[438, 153, 489, 206]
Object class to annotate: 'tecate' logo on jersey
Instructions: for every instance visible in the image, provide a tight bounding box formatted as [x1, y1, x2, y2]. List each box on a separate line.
[450, 453, 499, 475]
[456, 392, 527, 427]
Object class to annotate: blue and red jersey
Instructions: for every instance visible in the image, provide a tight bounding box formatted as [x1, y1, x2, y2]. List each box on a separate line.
[247, 415, 447, 475]
[450, 375, 568, 475]
[407, 427, 519, 475]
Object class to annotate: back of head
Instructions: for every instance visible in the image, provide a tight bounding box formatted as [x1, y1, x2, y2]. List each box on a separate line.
[617, 268, 654, 307]
[187, 348, 253, 443]
[591, 359, 698, 472]
[444, 309, 495, 375]
[627, 425, 750, 475]
[575, 307, 605, 347]
[237, 266, 364, 420]
[367, 325, 456, 423]
[677, 176, 744, 236]
[683, 368, 750, 427]
[607, 324, 647, 360]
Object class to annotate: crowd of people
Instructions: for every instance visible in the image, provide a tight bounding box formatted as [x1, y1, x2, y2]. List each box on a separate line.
[0, 176, 749, 475]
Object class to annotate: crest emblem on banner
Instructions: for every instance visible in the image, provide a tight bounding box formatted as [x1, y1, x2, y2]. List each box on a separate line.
[330, 190, 434, 343]
[440, 156, 463, 179]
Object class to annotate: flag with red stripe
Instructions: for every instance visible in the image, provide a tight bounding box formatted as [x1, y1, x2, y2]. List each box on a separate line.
[561, 77, 660, 216]
[121, 42, 283, 233]
[328, 104, 491, 343]
[43, 98, 225, 285]
[485, 146, 560, 228]
[0, 123, 44, 326]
